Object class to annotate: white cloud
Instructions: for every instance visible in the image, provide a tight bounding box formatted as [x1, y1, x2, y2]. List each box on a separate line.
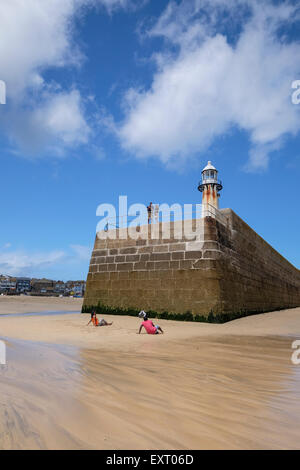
[0, 249, 66, 277]
[0, 0, 78, 99]
[70, 244, 92, 261]
[0, 0, 130, 97]
[0, 0, 131, 157]
[119, 0, 300, 170]
[3, 89, 91, 155]
[0, 244, 92, 277]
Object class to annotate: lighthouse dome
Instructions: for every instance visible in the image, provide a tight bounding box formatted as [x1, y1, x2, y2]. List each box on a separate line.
[202, 161, 217, 173]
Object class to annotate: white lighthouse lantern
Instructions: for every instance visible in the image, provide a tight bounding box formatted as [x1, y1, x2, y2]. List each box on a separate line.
[198, 161, 223, 217]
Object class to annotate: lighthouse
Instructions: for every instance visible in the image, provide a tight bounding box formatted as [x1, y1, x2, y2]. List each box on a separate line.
[198, 161, 223, 217]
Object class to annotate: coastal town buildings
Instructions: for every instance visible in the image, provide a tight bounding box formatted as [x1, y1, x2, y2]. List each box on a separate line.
[0, 275, 85, 297]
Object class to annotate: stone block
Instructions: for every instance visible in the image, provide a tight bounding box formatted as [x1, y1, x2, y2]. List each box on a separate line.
[134, 262, 147, 271]
[118, 262, 134, 271]
[153, 244, 169, 253]
[179, 260, 193, 270]
[107, 263, 116, 272]
[150, 252, 171, 261]
[171, 252, 184, 260]
[119, 247, 137, 255]
[154, 261, 170, 270]
[185, 251, 202, 260]
[168, 243, 186, 252]
[98, 264, 107, 272]
[139, 246, 154, 254]
[115, 255, 125, 262]
[126, 254, 140, 262]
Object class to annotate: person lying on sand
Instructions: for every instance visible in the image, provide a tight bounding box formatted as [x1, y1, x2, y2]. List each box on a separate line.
[138, 315, 164, 335]
[87, 312, 113, 327]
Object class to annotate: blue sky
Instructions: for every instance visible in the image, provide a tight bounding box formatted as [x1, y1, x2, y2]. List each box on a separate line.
[0, 0, 299, 280]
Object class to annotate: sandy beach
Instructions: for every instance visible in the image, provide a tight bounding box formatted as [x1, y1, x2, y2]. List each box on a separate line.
[0, 294, 83, 315]
[0, 296, 300, 450]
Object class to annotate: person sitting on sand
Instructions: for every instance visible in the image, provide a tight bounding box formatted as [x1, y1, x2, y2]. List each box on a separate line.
[87, 312, 113, 327]
[138, 314, 164, 335]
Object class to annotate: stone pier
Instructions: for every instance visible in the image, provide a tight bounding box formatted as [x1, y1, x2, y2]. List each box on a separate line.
[83, 209, 300, 318]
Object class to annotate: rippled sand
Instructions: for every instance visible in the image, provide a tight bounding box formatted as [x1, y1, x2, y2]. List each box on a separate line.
[0, 301, 300, 449]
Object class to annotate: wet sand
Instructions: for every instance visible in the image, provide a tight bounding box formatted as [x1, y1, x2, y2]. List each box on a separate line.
[0, 298, 300, 449]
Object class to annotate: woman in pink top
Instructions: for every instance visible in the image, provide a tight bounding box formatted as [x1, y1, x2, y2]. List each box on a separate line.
[138, 316, 164, 335]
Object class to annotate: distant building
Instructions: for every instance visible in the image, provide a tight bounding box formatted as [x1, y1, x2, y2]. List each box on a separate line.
[54, 281, 66, 294]
[31, 278, 55, 295]
[72, 284, 85, 297]
[65, 280, 86, 297]
[16, 277, 31, 293]
[0, 277, 17, 293]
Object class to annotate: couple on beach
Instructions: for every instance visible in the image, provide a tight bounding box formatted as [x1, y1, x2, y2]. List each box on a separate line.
[87, 310, 164, 335]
